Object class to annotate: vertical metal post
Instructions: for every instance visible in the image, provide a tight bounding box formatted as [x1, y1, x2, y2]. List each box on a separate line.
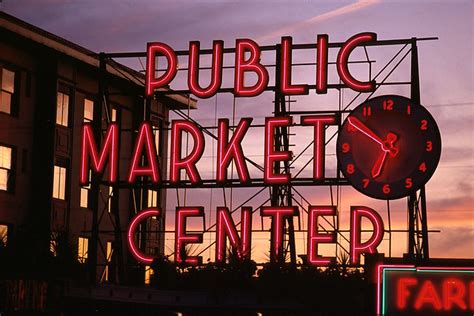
[271, 45, 297, 265]
[408, 39, 429, 260]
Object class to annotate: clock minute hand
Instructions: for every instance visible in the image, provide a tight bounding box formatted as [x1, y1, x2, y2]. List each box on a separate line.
[347, 117, 384, 147]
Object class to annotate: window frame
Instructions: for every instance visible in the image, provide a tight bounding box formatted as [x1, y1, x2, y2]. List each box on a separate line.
[78, 236, 89, 264]
[52, 159, 68, 200]
[0, 65, 19, 116]
[83, 97, 95, 123]
[0, 223, 10, 247]
[0, 143, 16, 193]
[56, 85, 72, 127]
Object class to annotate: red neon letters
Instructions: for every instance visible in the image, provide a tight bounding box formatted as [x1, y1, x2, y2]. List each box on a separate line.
[145, 33, 377, 97]
[264, 117, 293, 184]
[301, 115, 337, 180]
[188, 40, 224, 98]
[146, 42, 178, 96]
[128, 122, 160, 183]
[80, 123, 118, 185]
[261, 206, 298, 262]
[127, 208, 161, 264]
[350, 206, 384, 265]
[215, 207, 252, 262]
[316, 34, 329, 94]
[217, 118, 252, 184]
[307, 206, 336, 266]
[170, 120, 205, 184]
[336, 32, 377, 92]
[127, 205, 390, 266]
[280, 37, 308, 95]
[175, 207, 204, 265]
[234, 38, 269, 97]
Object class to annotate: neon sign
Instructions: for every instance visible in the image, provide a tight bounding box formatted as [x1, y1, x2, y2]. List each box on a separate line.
[377, 265, 474, 315]
[79, 34, 443, 267]
[126, 205, 383, 265]
[146, 33, 378, 97]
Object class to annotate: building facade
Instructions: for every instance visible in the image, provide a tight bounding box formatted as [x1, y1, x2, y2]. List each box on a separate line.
[0, 12, 195, 294]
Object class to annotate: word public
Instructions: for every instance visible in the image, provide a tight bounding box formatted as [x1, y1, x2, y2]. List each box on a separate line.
[146, 32, 377, 98]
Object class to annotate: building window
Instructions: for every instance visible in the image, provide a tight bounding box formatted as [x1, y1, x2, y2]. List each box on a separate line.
[0, 145, 12, 191]
[0, 224, 8, 247]
[107, 186, 114, 213]
[80, 170, 91, 208]
[104, 241, 113, 282]
[56, 92, 69, 127]
[78, 237, 88, 263]
[147, 189, 158, 208]
[50, 231, 58, 256]
[0, 68, 16, 115]
[153, 126, 160, 156]
[144, 265, 154, 285]
[84, 98, 94, 122]
[111, 107, 117, 122]
[53, 165, 66, 200]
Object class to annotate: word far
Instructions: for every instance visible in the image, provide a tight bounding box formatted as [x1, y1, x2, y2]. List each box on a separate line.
[146, 33, 377, 98]
[80, 115, 337, 186]
[127, 205, 384, 266]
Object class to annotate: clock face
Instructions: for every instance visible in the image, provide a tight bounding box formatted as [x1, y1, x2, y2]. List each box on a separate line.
[337, 95, 441, 200]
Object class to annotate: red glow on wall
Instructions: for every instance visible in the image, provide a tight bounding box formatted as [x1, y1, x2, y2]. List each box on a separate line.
[264, 116, 292, 184]
[280, 37, 308, 95]
[301, 115, 337, 180]
[261, 206, 298, 262]
[175, 207, 204, 265]
[127, 208, 161, 264]
[215, 207, 252, 262]
[307, 206, 336, 266]
[316, 34, 328, 94]
[170, 120, 205, 184]
[80, 123, 118, 185]
[145, 42, 178, 96]
[350, 206, 384, 265]
[234, 38, 269, 97]
[128, 122, 160, 183]
[336, 32, 376, 92]
[217, 118, 252, 183]
[188, 40, 224, 98]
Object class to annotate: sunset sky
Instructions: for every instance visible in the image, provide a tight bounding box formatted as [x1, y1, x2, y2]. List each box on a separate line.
[3, 0, 472, 263]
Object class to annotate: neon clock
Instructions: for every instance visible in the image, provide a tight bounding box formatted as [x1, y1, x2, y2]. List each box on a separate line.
[337, 95, 441, 200]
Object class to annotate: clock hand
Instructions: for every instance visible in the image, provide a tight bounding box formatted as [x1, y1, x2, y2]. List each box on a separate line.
[372, 151, 388, 179]
[347, 117, 384, 147]
[383, 132, 400, 157]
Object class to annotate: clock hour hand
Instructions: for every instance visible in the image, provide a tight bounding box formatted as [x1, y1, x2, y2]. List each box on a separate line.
[372, 151, 388, 178]
[347, 117, 384, 147]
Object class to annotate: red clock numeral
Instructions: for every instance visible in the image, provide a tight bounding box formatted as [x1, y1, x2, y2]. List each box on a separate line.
[383, 99, 394, 110]
[382, 184, 391, 194]
[405, 178, 413, 189]
[362, 178, 369, 188]
[426, 141, 432, 152]
[419, 162, 427, 173]
[363, 106, 372, 116]
[342, 143, 350, 153]
[420, 120, 428, 130]
[407, 105, 411, 115]
[347, 164, 355, 174]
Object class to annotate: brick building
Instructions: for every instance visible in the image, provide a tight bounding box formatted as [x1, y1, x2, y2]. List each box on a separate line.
[0, 11, 195, 298]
